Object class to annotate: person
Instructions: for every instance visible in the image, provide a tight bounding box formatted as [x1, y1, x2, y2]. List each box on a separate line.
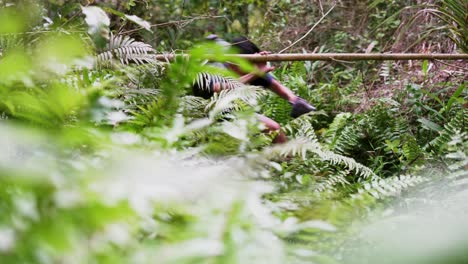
[193, 35, 316, 143]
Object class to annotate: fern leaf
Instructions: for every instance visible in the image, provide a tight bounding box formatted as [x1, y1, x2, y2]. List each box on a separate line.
[261, 94, 292, 124]
[96, 33, 156, 66]
[127, 100, 162, 128]
[194, 72, 242, 92]
[206, 85, 266, 119]
[402, 135, 423, 163]
[179, 96, 210, 119]
[325, 113, 352, 143]
[424, 109, 467, 154]
[314, 170, 350, 192]
[357, 175, 427, 199]
[0, 34, 25, 56]
[445, 131, 468, 180]
[313, 146, 376, 179]
[284, 114, 318, 142]
[325, 113, 362, 154]
[262, 138, 376, 179]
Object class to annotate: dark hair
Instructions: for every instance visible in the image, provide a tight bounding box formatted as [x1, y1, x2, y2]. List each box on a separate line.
[231, 36, 260, 54]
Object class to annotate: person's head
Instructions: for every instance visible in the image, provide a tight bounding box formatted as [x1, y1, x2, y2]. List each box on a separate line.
[229, 36, 267, 73]
[205, 34, 231, 48]
[231, 36, 260, 54]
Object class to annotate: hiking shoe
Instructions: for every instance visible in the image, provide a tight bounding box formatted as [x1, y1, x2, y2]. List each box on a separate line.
[290, 97, 316, 118]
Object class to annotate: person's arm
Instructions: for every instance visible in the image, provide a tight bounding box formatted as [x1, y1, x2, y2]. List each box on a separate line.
[210, 75, 257, 92]
[238, 67, 274, 83]
[208, 50, 274, 93]
[252, 50, 298, 102]
[268, 78, 297, 103]
[238, 63, 275, 84]
[212, 69, 272, 92]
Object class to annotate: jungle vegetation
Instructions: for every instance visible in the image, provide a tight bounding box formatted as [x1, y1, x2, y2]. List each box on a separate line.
[0, 0, 466, 263]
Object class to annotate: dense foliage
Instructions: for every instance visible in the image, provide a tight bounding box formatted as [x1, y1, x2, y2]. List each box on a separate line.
[0, 0, 466, 263]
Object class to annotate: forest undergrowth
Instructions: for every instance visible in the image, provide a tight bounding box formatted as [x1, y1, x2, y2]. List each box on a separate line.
[0, 1, 466, 263]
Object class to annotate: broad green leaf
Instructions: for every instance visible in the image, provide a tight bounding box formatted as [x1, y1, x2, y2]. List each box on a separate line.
[444, 84, 465, 113]
[421, 60, 428, 75]
[417, 118, 443, 132]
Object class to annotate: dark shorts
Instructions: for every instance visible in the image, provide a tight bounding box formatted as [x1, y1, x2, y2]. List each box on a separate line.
[249, 73, 274, 88]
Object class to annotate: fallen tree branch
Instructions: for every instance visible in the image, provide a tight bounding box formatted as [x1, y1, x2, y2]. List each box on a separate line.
[155, 53, 468, 62]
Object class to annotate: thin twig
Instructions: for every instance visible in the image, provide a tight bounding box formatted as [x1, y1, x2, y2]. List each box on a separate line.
[435, 59, 468, 71]
[278, 3, 336, 54]
[121, 15, 227, 35]
[61, 3, 89, 28]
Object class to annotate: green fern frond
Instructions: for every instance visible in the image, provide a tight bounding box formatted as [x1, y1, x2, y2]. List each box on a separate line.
[372, 117, 408, 149]
[314, 170, 350, 192]
[284, 114, 318, 142]
[0, 34, 25, 56]
[128, 100, 162, 128]
[263, 138, 376, 179]
[356, 175, 427, 199]
[447, 153, 468, 178]
[194, 72, 243, 92]
[97, 34, 156, 66]
[325, 113, 352, 142]
[424, 109, 467, 154]
[402, 135, 423, 164]
[313, 145, 376, 179]
[261, 94, 292, 125]
[124, 61, 166, 86]
[179, 95, 209, 119]
[445, 131, 468, 179]
[334, 125, 362, 155]
[379, 62, 392, 83]
[121, 88, 160, 108]
[206, 85, 266, 119]
[324, 113, 362, 154]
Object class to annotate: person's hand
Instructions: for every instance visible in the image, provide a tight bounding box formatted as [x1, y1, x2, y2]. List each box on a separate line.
[255, 51, 274, 75]
[213, 82, 221, 93]
[258, 51, 271, 56]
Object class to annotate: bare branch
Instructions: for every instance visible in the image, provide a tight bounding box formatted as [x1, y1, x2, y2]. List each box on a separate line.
[278, 3, 336, 54]
[155, 53, 468, 62]
[121, 15, 227, 35]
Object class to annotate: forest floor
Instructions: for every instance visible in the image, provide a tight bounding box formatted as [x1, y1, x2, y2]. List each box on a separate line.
[354, 59, 467, 113]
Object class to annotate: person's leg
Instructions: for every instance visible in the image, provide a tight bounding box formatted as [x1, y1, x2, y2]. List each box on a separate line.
[229, 62, 316, 118]
[247, 72, 296, 102]
[269, 78, 297, 103]
[267, 77, 316, 118]
[257, 114, 287, 144]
